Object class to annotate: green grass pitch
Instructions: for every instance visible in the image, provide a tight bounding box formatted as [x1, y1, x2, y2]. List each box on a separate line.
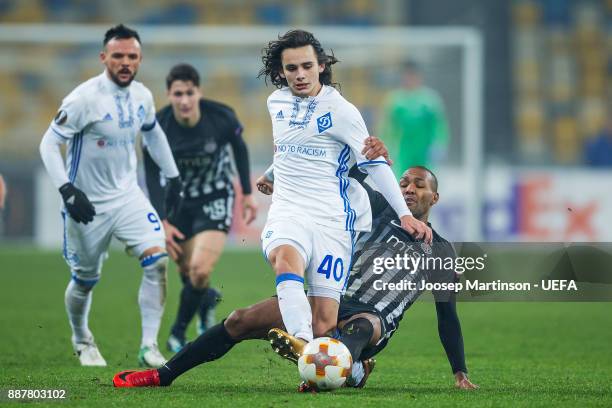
[0, 247, 611, 407]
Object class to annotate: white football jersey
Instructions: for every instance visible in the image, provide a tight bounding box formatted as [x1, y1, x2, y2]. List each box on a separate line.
[50, 71, 157, 213]
[267, 85, 384, 233]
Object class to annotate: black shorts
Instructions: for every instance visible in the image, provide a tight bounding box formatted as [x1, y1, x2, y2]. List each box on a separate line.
[169, 192, 234, 240]
[337, 297, 391, 360]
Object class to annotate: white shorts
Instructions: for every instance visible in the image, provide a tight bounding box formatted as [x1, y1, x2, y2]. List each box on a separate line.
[62, 190, 165, 283]
[261, 217, 353, 301]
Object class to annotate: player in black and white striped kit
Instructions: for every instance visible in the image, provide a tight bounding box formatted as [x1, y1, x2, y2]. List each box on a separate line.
[335, 166, 460, 361]
[269, 165, 474, 389]
[144, 64, 257, 353]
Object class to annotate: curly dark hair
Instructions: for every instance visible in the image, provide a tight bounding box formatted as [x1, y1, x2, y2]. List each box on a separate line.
[258, 29, 339, 89]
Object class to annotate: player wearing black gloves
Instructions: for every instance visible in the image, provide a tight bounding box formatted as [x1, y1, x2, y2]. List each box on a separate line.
[39, 24, 180, 368]
[59, 182, 96, 224]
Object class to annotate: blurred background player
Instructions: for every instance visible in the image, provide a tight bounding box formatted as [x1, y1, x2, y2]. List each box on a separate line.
[380, 60, 450, 175]
[144, 63, 257, 353]
[258, 29, 431, 348]
[113, 160, 477, 391]
[39, 24, 181, 367]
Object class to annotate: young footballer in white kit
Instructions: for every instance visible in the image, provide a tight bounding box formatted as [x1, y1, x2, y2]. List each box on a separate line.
[258, 30, 432, 345]
[39, 24, 181, 368]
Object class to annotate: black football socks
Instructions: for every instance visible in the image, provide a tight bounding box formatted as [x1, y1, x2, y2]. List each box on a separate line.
[338, 318, 374, 361]
[171, 276, 206, 339]
[198, 287, 220, 328]
[158, 321, 238, 386]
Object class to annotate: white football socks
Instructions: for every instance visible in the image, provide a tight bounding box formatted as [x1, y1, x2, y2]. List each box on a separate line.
[65, 279, 93, 344]
[139, 254, 168, 347]
[276, 274, 313, 342]
[350, 361, 365, 385]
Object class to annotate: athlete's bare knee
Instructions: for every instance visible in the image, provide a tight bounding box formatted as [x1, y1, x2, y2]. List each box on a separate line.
[225, 308, 250, 339]
[271, 254, 299, 276]
[272, 260, 294, 275]
[189, 264, 211, 289]
[190, 274, 209, 289]
[269, 248, 302, 276]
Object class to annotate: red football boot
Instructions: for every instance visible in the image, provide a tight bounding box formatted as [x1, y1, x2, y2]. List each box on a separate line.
[113, 369, 161, 388]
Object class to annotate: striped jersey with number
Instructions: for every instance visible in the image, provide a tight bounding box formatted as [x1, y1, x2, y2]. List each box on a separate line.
[344, 200, 457, 339]
[153, 100, 248, 198]
[143, 99, 252, 219]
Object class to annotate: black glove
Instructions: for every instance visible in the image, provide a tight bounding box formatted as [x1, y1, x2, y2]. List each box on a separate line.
[164, 176, 183, 220]
[59, 182, 96, 224]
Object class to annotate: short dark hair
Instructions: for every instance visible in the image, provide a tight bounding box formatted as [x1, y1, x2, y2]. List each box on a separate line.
[103, 24, 141, 47]
[411, 165, 438, 192]
[258, 29, 339, 88]
[166, 63, 200, 89]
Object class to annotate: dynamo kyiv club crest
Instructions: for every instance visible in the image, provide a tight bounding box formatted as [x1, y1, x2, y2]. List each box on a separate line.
[317, 112, 332, 133]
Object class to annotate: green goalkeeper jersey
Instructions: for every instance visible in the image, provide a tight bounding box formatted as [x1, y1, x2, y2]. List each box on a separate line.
[380, 87, 449, 177]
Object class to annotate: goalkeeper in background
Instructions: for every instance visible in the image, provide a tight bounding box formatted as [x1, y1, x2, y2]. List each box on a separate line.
[380, 60, 450, 176]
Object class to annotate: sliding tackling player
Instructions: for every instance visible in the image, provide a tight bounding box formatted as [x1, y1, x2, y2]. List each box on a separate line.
[114, 156, 477, 390]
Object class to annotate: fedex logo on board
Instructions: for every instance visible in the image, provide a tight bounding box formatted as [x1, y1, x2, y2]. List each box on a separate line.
[484, 175, 598, 241]
[433, 173, 601, 242]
